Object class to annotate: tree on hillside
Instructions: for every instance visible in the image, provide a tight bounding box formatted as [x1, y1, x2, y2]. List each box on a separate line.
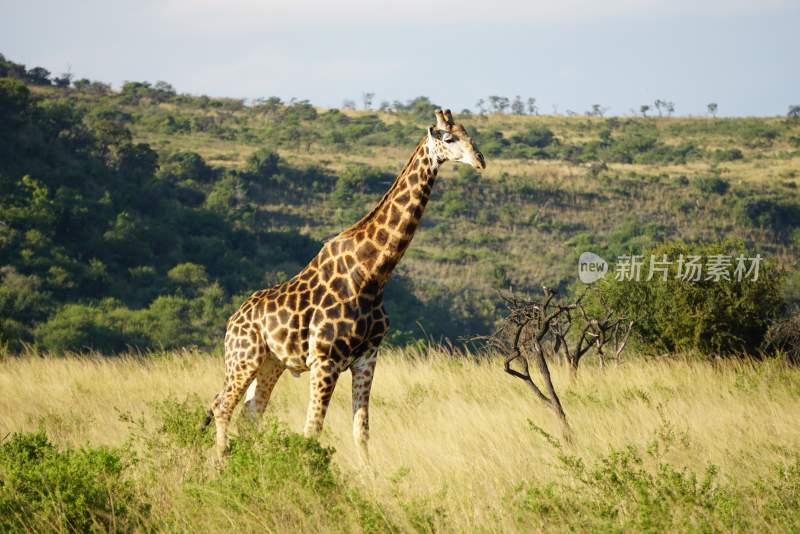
[152, 81, 177, 102]
[707, 102, 718, 118]
[53, 68, 73, 89]
[475, 98, 486, 115]
[89, 81, 111, 95]
[665, 101, 676, 117]
[527, 97, 538, 115]
[640, 104, 650, 118]
[511, 95, 525, 115]
[342, 99, 356, 110]
[789, 105, 800, 120]
[72, 78, 91, 91]
[589, 104, 609, 118]
[488, 95, 510, 114]
[25, 67, 51, 86]
[361, 92, 374, 110]
[0, 53, 27, 79]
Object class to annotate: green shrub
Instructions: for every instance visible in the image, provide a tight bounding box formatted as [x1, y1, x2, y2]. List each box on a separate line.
[0, 430, 146, 533]
[141, 398, 396, 532]
[510, 422, 746, 532]
[159, 151, 214, 182]
[589, 240, 784, 354]
[735, 196, 800, 240]
[168, 262, 210, 296]
[694, 176, 730, 195]
[712, 147, 744, 162]
[330, 165, 392, 208]
[34, 303, 140, 353]
[245, 148, 280, 181]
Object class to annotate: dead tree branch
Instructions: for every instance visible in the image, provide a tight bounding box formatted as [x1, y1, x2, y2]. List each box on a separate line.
[475, 287, 635, 442]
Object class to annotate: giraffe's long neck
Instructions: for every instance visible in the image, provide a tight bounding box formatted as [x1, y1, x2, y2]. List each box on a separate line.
[339, 136, 439, 289]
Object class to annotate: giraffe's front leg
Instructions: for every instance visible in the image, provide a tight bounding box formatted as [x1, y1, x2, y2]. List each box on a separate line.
[351, 353, 377, 463]
[303, 359, 340, 437]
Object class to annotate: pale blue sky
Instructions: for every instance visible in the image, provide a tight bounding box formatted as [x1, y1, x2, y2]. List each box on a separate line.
[2, 0, 798, 116]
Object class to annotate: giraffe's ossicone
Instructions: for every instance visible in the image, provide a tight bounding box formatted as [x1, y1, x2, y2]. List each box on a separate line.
[201, 109, 486, 462]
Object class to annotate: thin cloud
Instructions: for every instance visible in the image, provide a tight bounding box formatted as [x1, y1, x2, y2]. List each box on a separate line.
[157, 0, 795, 32]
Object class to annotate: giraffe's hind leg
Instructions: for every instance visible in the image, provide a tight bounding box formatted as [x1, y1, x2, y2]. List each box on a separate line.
[212, 333, 266, 461]
[351, 351, 377, 464]
[243, 356, 285, 420]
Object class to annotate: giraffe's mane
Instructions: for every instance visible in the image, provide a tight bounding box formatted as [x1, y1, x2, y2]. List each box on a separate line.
[339, 135, 428, 237]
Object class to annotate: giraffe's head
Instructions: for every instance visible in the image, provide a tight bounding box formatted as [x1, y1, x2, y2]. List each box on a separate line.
[427, 109, 486, 170]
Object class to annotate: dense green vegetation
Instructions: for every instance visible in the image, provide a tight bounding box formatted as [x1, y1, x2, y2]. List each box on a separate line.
[1, 52, 799, 355]
[589, 241, 785, 354]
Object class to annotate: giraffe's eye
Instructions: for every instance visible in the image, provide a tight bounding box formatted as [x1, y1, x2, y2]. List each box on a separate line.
[443, 134, 456, 143]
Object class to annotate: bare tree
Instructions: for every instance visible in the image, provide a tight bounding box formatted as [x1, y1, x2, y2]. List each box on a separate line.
[764, 312, 800, 365]
[476, 98, 487, 115]
[654, 99, 665, 117]
[552, 304, 634, 376]
[476, 288, 577, 441]
[475, 288, 635, 441]
[527, 97, 538, 115]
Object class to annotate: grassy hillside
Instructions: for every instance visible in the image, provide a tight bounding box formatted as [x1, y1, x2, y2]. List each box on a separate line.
[13, 80, 799, 349]
[1, 349, 799, 532]
[1, 53, 799, 352]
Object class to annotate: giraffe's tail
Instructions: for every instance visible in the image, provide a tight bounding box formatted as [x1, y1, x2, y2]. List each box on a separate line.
[198, 393, 220, 432]
[198, 409, 214, 432]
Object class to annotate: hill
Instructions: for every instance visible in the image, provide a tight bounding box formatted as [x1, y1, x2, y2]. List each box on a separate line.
[1, 54, 799, 352]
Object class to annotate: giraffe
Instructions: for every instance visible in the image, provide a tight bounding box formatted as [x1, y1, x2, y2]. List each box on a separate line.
[200, 109, 486, 462]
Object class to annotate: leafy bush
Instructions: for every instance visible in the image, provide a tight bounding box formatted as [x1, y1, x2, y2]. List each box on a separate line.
[137, 398, 397, 532]
[712, 147, 744, 162]
[331, 165, 393, 208]
[0, 267, 51, 349]
[509, 421, 778, 532]
[0, 430, 146, 533]
[735, 196, 800, 241]
[159, 151, 215, 182]
[34, 303, 140, 353]
[245, 148, 280, 181]
[694, 176, 730, 195]
[589, 240, 784, 354]
[741, 123, 780, 148]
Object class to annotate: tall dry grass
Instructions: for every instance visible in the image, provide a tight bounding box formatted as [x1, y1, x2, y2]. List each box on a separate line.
[2, 348, 799, 531]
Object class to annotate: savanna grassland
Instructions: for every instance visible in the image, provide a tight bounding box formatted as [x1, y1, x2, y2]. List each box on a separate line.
[2, 55, 800, 532]
[2, 349, 800, 532]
